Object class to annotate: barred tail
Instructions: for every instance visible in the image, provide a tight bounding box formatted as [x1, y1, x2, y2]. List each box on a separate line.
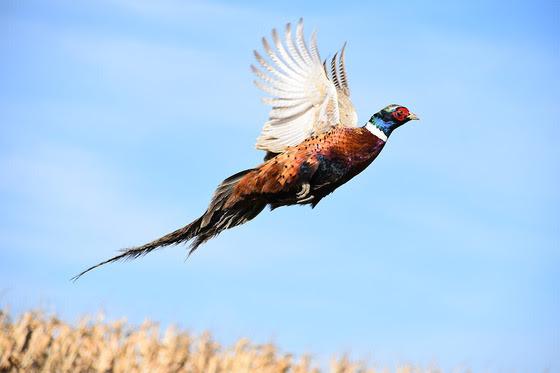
[72, 168, 265, 281]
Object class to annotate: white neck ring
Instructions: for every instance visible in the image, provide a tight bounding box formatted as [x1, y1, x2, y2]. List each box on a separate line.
[365, 122, 388, 142]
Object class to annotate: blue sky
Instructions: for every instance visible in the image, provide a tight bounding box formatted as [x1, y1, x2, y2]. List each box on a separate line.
[1, 0, 558, 371]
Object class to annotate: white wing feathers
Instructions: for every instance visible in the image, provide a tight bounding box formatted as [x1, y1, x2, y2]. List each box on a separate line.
[252, 19, 357, 154]
[325, 43, 358, 129]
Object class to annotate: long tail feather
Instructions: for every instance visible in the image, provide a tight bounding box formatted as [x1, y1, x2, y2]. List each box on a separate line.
[72, 168, 265, 281]
[71, 217, 203, 281]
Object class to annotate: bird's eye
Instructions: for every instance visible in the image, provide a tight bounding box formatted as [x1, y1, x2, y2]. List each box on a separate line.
[392, 107, 409, 121]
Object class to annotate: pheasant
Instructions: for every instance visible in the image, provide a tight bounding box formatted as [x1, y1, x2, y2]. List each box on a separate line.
[73, 19, 418, 280]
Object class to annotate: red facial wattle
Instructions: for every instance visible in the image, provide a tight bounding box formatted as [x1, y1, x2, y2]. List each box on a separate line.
[392, 107, 410, 122]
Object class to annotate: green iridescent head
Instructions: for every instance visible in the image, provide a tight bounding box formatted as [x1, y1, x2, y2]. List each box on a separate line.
[369, 104, 419, 136]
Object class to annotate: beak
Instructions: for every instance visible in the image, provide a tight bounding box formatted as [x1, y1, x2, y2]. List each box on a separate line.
[407, 112, 419, 121]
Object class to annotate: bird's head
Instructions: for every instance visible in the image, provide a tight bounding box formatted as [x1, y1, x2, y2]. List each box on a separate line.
[369, 104, 419, 137]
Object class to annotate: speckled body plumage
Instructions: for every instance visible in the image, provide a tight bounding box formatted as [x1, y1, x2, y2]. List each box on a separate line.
[72, 19, 418, 280]
[231, 126, 385, 209]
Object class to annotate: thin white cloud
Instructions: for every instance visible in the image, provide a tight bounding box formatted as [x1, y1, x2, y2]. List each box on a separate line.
[7, 13, 264, 129]
[0, 143, 182, 259]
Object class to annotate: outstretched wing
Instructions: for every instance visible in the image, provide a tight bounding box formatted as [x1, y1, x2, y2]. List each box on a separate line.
[324, 43, 358, 131]
[252, 19, 357, 154]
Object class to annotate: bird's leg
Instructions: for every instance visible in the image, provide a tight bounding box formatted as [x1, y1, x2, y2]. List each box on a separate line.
[296, 182, 313, 204]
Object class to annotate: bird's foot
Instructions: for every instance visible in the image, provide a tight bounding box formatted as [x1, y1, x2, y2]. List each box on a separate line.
[297, 195, 314, 204]
[296, 182, 313, 204]
[296, 182, 310, 199]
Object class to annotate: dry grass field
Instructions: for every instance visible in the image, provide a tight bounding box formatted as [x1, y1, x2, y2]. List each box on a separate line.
[0, 309, 450, 373]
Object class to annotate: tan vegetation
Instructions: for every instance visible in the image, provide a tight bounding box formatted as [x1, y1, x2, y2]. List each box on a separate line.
[0, 309, 446, 373]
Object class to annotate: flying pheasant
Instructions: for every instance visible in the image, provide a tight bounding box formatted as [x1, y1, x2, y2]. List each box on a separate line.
[73, 19, 418, 280]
